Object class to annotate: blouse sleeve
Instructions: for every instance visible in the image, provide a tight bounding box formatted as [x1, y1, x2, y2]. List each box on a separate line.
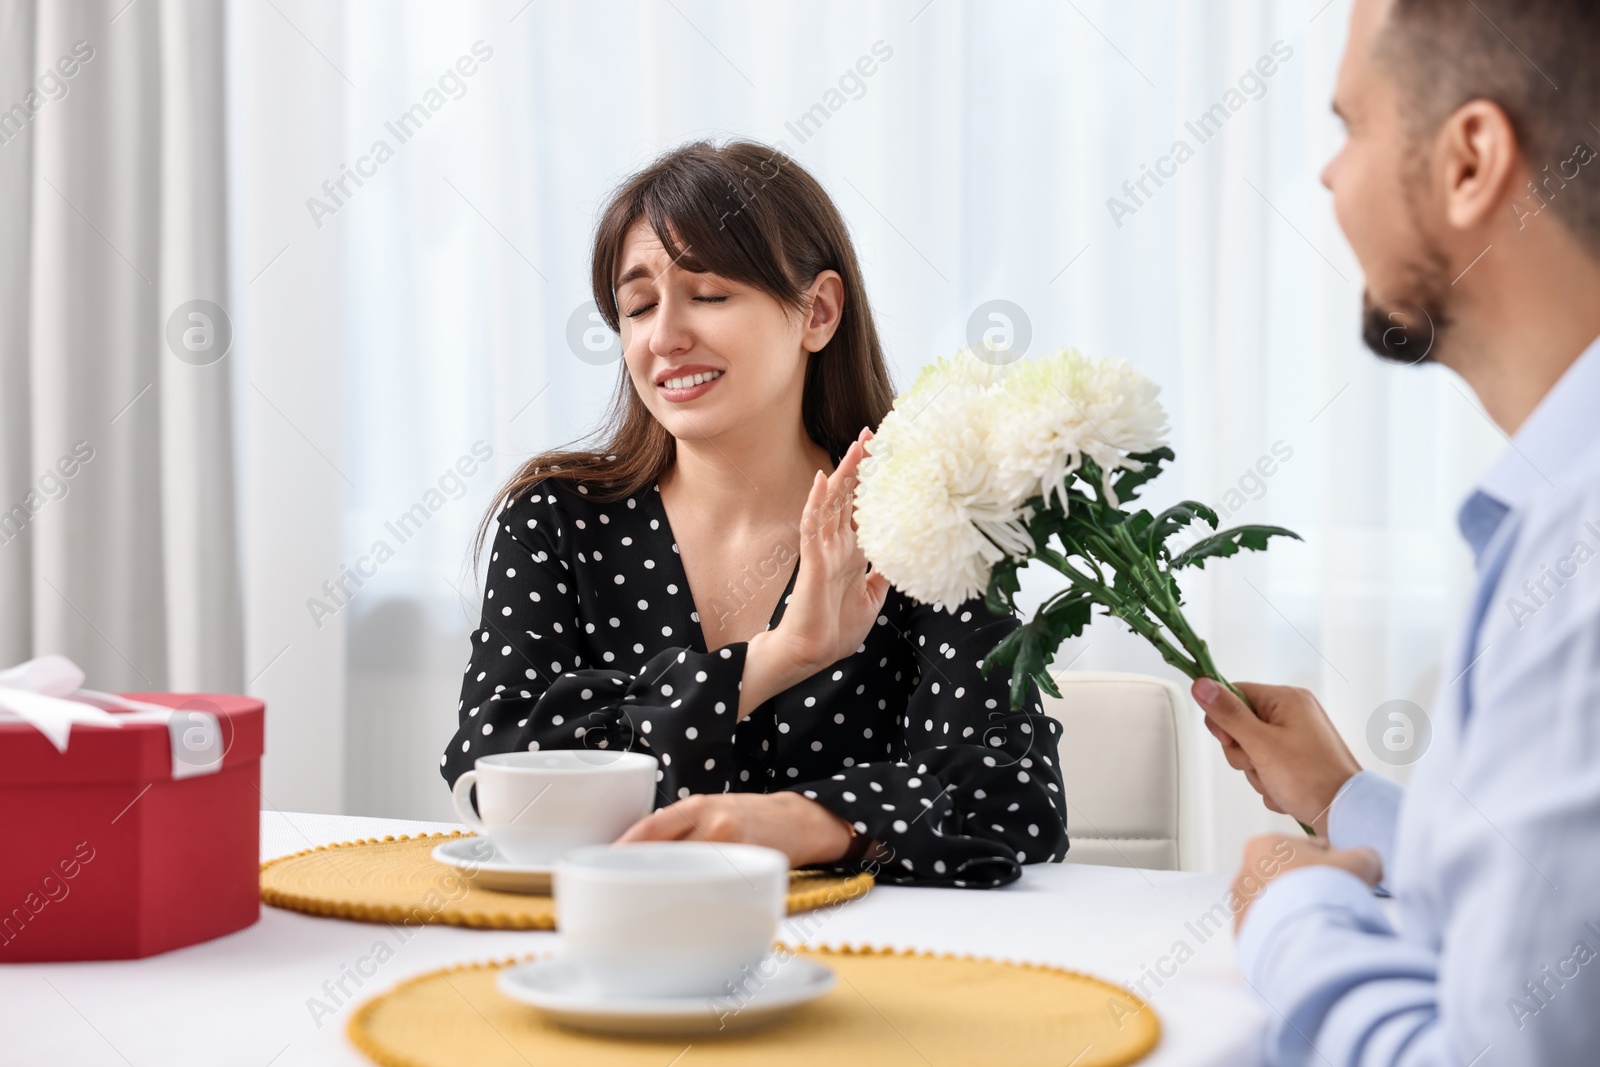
[440, 486, 749, 805]
[785, 596, 1069, 888]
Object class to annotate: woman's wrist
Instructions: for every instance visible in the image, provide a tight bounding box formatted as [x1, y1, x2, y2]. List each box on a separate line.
[737, 630, 812, 719]
[776, 791, 857, 866]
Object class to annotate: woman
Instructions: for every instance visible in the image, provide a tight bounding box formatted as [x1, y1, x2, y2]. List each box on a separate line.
[443, 140, 1067, 888]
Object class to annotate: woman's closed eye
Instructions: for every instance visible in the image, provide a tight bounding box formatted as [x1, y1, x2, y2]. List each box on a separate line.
[623, 294, 727, 318]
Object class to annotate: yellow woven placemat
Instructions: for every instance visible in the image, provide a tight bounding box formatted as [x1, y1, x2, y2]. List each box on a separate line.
[347, 947, 1160, 1067]
[260, 832, 874, 930]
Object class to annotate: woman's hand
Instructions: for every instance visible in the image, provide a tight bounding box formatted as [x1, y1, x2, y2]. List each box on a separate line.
[767, 427, 891, 680]
[614, 791, 857, 867]
[735, 426, 890, 719]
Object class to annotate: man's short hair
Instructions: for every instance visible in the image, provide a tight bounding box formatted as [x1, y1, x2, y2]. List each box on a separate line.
[1378, 0, 1600, 253]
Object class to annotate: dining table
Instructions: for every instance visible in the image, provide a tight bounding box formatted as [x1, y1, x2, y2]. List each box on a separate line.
[0, 810, 1270, 1066]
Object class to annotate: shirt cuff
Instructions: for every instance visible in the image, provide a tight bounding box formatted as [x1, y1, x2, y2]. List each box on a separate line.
[1236, 865, 1390, 988]
[1326, 770, 1403, 891]
[786, 765, 1022, 888]
[610, 641, 749, 800]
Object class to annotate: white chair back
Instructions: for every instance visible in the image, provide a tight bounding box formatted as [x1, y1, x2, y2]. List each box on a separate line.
[1040, 671, 1197, 871]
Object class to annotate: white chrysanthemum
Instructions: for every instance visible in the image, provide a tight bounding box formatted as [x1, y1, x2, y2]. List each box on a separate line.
[855, 347, 1168, 608]
[989, 348, 1168, 511]
[854, 350, 1032, 608]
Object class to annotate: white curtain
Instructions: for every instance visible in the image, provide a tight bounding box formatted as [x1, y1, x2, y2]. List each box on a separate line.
[223, 0, 1502, 871]
[0, 1, 242, 694]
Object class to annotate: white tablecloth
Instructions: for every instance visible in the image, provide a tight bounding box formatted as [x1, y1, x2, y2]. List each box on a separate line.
[0, 812, 1268, 1066]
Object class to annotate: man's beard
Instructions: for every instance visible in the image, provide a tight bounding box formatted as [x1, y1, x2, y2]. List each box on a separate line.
[1360, 238, 1453, 366]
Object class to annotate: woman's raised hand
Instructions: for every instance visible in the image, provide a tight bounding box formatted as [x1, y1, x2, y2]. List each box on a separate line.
[768, 427, 891, 679]
[733, 427, 890, 718]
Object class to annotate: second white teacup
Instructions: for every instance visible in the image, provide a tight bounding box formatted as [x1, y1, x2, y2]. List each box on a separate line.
[450, 750, 657, 865]
[555, 842, 789, 999]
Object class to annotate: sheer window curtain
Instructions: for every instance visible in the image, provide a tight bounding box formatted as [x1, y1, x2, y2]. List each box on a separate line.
[226, 0, 1501, 872]
[1, 0, 242, 697]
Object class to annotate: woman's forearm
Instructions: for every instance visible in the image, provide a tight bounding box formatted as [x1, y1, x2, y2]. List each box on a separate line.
[737, 629, 813, 720]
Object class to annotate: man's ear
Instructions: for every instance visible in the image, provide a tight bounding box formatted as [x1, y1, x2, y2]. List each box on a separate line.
[801, 270, 845, 353]
[1436, 98, 1522, 232]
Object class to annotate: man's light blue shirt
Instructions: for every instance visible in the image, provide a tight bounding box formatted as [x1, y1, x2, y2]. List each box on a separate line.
[1236, 333, 1600, 1066]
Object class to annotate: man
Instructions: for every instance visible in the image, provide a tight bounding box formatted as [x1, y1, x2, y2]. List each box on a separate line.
[1192, 0, 1600, 1063]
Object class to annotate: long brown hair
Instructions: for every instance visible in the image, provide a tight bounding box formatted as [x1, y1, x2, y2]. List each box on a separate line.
[474, 139, 895, 562]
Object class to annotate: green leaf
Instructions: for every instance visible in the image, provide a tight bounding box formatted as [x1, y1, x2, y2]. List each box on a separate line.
[1023, 504, 1063, 553]
[1009, 626, 1042, 710]
[1146, 501, 1219, 555]
[1010, 671, 1030, 712]
[1043, 594, 1095, 642]
[1162, 570, 1185, 607]
[1075, 494, 1122, 535]
[1169, 524, 1303, 571]
[988, 614, 1081, 708]
[1110, 447, 1174, 503]
[984, 556, 1025, 616]
[1077, 456, 1104, 498]
[980, 626, 1026, 680]
[1030, 596, 1097, 703]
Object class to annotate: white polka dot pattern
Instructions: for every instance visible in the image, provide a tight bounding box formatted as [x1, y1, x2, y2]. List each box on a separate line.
[442, 476, 1069, 888]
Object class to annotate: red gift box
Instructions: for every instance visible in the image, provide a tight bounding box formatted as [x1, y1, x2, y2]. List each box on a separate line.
[0, 692, 265, 961]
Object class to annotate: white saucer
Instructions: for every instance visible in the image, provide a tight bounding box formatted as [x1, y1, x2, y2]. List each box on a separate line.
[430, 837, 553, 894]
[496, 954, 836, 1035]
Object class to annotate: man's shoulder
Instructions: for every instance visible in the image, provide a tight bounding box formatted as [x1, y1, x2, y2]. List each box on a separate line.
[1513, 448, 1600, 570]
[1489, 459, 1600, 660]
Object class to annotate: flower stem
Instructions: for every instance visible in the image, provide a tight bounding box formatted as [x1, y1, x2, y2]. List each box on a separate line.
[1019, 486, 1314, 835]
[1089, 526, 1250, 702]
[1033, 548, 1203, 680]
[1086, 530, 1313, 835]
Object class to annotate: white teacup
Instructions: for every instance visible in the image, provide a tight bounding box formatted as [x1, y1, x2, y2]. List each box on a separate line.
[555, 842, 788, 999]
[450, 750, 657, 865]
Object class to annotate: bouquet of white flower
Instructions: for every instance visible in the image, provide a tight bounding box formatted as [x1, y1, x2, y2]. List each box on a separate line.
[854, 347, 1300, 712]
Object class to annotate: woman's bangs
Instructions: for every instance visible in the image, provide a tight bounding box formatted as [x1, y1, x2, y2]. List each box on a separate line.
[633, 169, 797, 302]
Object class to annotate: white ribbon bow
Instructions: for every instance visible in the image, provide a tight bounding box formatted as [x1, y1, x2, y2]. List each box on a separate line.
[0, 655, 224, 779]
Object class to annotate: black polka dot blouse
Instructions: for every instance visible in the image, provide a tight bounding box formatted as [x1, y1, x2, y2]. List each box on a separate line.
[442, 476, 1070, 888]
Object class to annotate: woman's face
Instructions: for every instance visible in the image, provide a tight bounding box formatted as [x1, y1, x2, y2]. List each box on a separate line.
[614, 218, 841, 446]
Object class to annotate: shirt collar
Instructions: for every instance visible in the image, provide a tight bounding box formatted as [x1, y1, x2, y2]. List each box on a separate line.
[1457, 330, 1600, 561]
